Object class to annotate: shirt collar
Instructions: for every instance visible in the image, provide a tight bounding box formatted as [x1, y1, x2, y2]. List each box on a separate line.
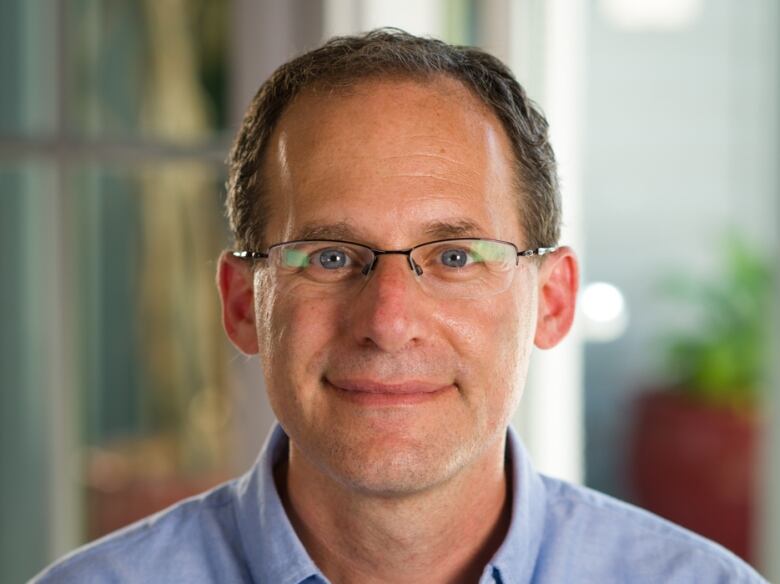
[234, 424, 546, 584]
[487, 425, 548, 583]
[233, 424, 325, 584]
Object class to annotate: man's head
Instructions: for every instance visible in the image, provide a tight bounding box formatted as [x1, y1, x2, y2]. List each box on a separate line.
[225, 28, 560, 254]
[218, 29, 577, 497]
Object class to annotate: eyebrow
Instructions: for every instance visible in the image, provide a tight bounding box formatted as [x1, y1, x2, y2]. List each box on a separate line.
[293, 218, 486, 246]
[294, 222, 364, 241]
[422, 218, 485, 239]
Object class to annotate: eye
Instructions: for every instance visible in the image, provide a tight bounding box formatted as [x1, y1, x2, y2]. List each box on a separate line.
[316, 247, 350, 270]
[440, 248, 471, 268]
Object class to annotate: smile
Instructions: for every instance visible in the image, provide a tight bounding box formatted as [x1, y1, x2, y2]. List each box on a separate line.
[324, 378, 455, 406]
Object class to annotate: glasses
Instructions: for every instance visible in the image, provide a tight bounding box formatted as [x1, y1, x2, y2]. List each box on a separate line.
[232, 238, 557, 299]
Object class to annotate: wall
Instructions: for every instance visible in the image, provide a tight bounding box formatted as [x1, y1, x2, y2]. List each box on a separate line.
[582, 0, 779, 503]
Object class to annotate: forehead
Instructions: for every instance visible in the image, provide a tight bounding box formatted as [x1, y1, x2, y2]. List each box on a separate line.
[262, 76, 522, 245]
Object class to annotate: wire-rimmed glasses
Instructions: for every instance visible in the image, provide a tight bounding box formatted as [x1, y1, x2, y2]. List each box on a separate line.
[232, 238, 557, 299]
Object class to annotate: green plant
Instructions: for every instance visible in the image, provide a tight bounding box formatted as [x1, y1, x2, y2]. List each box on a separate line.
[660, 233, 774, 408]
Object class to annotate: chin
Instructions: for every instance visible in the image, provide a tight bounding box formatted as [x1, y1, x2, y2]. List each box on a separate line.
[316, 425, 482, 497]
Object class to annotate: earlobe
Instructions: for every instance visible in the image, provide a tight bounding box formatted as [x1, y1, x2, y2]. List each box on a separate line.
[533, 246, 579, 349]
[217, 251, 260, 355]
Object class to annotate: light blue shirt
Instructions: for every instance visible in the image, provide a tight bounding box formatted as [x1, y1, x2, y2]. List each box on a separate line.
[32, 424, 767, 583]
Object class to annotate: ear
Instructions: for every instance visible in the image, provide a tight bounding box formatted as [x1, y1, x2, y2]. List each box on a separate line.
[534, 246, 579, 349]
[217, 251, 259, 355]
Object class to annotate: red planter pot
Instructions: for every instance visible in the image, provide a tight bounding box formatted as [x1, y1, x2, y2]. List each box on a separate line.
[628, 390, 760, 563]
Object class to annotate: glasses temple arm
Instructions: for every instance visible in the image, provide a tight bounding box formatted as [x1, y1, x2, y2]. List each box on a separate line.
[517, 246, 558, 258]
[231, 251, 268, 259]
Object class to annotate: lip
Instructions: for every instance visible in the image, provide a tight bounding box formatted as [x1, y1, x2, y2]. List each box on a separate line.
[325, 378, 455, 406]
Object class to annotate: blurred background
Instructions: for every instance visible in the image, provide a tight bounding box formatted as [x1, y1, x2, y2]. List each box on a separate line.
[0, 0, 778, 581]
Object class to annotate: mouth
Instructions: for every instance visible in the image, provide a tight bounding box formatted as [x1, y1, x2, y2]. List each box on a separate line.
[324, 377, 455, 406]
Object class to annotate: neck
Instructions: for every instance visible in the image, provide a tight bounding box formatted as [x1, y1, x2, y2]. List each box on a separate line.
[276, 434, 512, 584]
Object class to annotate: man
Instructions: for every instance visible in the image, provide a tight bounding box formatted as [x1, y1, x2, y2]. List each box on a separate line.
[34, 29, 765, 583]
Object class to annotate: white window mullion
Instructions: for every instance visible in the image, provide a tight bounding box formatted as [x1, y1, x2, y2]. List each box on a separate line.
[507, 0, 587, 485]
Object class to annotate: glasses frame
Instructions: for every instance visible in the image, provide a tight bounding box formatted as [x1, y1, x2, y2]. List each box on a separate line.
[232, 237, 557, 276]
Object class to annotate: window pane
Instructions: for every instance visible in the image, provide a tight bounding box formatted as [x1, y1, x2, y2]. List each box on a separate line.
[68, 162, 233, 539]
[0, 0, 57, 137]
[0, 162, 56, 582]
[66, 0, 229, 143]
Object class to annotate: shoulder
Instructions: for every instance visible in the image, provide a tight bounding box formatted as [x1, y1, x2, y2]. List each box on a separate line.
[535, 476, 767, 583]
[30, 481, 251, 584]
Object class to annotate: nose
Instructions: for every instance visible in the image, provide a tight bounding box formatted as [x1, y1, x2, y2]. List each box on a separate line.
[346, 254, 428, 353]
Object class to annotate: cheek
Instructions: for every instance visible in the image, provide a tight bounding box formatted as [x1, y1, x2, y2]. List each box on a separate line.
[445, 284, 537, 412]
[257, 284, 341, 387]
[500, 278, 538, 372]
[447, 292, 535, 366]
[256, 290, 344, 427]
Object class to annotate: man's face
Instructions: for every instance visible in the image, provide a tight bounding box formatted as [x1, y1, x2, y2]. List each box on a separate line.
[251, 78, 540, 495]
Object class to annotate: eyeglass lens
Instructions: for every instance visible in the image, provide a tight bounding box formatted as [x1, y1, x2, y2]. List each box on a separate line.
[263, 239, 524, 299]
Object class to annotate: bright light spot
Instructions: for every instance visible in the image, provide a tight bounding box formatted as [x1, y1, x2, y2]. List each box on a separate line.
[582, 282, 624, 322]
[599, 0, 703, 31]
[581, 282, 629, 342]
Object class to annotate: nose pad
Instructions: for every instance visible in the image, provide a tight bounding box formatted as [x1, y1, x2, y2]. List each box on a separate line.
[361, 253, 423, 276]
[360, 253, 423, 283]
[361, 262, 373, 277]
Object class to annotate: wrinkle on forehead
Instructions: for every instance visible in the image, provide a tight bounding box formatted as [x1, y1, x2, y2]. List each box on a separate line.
[375, 153, 474, 187]
[380, 152, 469, 164]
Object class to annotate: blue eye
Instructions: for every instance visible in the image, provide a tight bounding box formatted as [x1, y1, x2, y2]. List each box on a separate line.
[440, 248, 470, 268]
[317, 248, 349, 269]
